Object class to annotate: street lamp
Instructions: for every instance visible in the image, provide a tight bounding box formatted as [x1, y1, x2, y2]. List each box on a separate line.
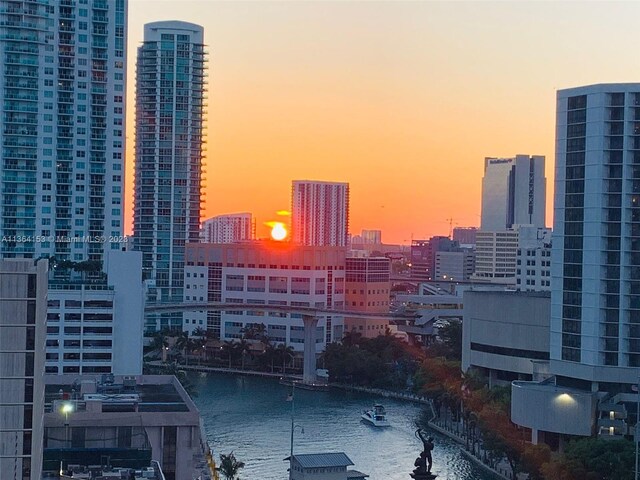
[61, 402, 73, 425]
[61, 402, 74, 447]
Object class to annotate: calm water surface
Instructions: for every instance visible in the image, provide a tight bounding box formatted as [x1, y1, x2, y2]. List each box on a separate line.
[193, 373, 492, 480]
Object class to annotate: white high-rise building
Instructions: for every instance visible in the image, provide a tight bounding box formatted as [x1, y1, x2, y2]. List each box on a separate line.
[552, 84, 640, 381]
[511, 84, 640, 445]
[133, 21, 207, 331]
[201, 213, 253, 243]
[292, 180, 349, 247]
[0, 0, 127, 262]
[0, 259, 48, 480]
[481, 155, 546, 231]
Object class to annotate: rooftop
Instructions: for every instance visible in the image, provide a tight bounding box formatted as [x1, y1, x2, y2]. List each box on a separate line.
[288, 452, 354, 469]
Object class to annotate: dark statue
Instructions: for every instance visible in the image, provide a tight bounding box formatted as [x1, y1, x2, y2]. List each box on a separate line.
[410, 429, 437, 479]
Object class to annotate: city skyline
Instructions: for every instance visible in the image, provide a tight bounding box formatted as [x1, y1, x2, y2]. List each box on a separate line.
[123, 1, 640, 244]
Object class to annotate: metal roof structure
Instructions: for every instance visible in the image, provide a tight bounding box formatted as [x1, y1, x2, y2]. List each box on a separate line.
[287, 452, 354, 469]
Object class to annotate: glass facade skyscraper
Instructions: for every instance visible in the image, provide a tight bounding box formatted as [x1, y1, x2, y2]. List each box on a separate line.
[133, 21, 206, 330]
[0, 0, 127, 262]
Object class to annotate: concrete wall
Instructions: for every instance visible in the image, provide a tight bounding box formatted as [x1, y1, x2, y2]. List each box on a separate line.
[511, 381, 596, 437]
[462, 290, 550, 377]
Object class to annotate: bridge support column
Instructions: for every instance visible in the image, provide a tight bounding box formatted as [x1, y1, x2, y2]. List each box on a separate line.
[302, 315, 318, 384]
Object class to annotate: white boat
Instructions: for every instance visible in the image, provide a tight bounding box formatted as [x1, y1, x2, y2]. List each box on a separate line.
[361, 404, 390, 427]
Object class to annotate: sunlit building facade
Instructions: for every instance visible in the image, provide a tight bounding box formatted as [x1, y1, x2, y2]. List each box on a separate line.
[291, 180, 349, 247]
[201, 212, 253, 243]
[481, 155, 546, 231]
[133, 21, 206, 331]
[0, 0, 127, 261]
[183, 242, 346, 350]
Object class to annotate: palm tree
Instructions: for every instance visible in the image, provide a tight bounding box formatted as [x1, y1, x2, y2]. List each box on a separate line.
[217, 452, 245, 480]
[276, 343, 295, 375]
[221, 341, 236, 369]
[150, 330, 170, 362]
[264, 344, 277, 373]
[175, 331, 190, 365]
[237, 339, 251, 370]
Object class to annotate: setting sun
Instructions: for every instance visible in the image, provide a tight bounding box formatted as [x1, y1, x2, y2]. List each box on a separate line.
[270, 222, 287, 241]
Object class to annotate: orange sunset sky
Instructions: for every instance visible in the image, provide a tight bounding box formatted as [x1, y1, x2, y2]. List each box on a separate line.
[124, 1, 640, 244]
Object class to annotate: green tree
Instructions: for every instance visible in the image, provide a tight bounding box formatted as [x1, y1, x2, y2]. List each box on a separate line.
[217, 452, 245, 480]
[436, 318, 463, 359]
[221, 341, 236, 369]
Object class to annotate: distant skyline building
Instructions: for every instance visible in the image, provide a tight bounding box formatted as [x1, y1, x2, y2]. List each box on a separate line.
[201, 212, 254, 243]
[360, 229, 382, 244]
[481, 155, 546, 231]
[291, 180, 349, 247]
[133, 21, 206, 315]
[344, 256, 391, 337]
[410, 236, 458, 281]
[452, 227, 478, 246]
[0, 259, 48, 480]
[0, 0, 128, 262]
[471, 230, 519, 285]
[434, 249, 475, 281]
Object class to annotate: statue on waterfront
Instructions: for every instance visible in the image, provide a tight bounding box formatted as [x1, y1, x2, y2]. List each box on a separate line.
[411, 429, 437, 479]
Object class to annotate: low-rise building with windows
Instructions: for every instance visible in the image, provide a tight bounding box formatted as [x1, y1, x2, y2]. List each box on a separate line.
[183, 241, 346, 351]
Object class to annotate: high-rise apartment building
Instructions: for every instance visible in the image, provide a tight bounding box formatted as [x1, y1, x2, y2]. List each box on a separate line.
[0, 259, 48, 480]
[434, 249, 475, 281]
[201, 212, 253, 243]
[291, 180, 349, 247]
[481, 155, 546, 231]
[552, 84, 640, 379]
[0, 0, 128, 261]
[511, 84, 640, 445]
[133, 21, 206, 318]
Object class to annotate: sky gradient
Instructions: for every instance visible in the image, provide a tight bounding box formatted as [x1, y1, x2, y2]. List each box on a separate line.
[125, 1, 640, 244]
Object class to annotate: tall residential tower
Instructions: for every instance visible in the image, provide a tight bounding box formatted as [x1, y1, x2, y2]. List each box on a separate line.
[291, 180, 349, 247]
[0, 0, 128, 261]
[133, 21, 206, 324]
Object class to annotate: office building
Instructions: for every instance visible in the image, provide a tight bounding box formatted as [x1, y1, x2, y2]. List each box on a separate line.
[434, 249, 475, 281]
[0, 0, 128, 261]
[183, 241, 346, 349]
[481, 155, 546, 231]
[472, 230, 519, 285]
[291, 180, 349, 247]
[43, 374, 212, 480]
[45, 251, 144, 376]
[410, 237, 458, 281]
[452, 227, 478, 247]
[201, 212, 253, 243]
[133, 21, 206, 312]
[344, 256, 391, 337]
[512, 84, 640, 445]
[0, 258, 48, 480]
[515, 226, 552, 292]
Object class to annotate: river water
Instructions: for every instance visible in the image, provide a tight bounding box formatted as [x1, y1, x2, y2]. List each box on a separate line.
[193, 373, 492, 480]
